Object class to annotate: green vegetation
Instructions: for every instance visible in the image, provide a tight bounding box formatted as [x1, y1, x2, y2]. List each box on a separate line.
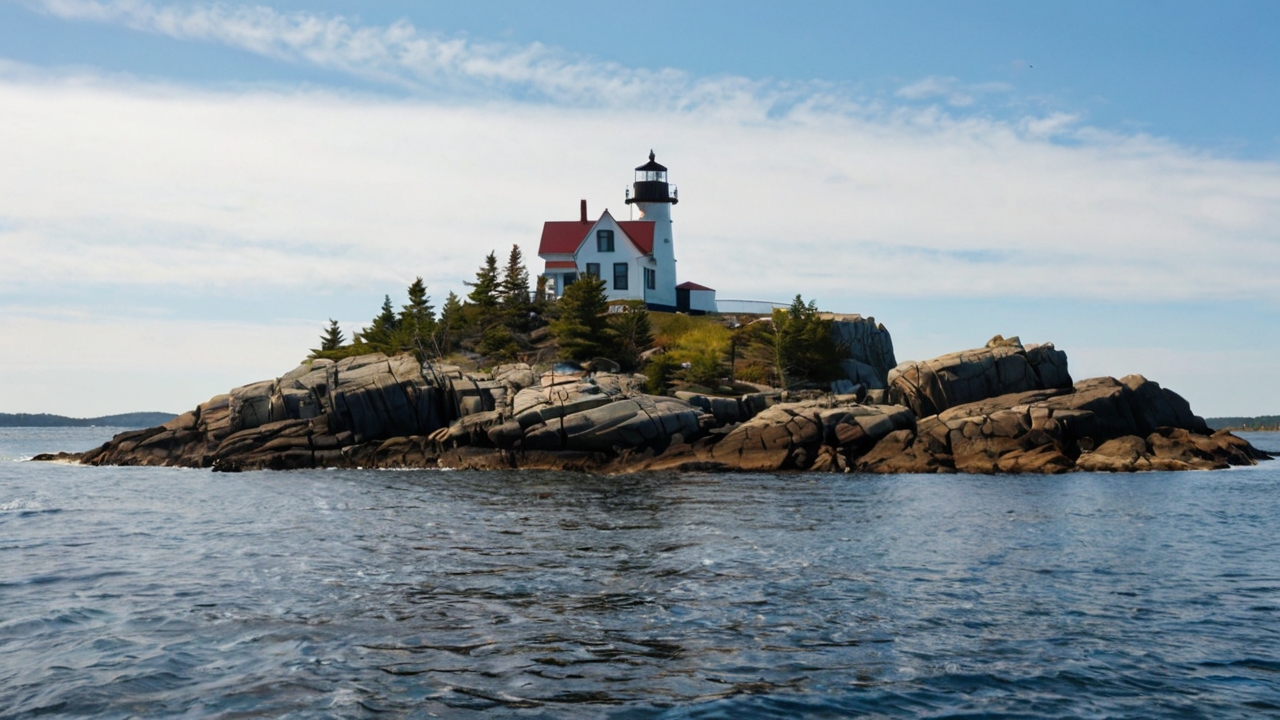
[311, 246, 552, 365]
[308, 256, 842, 395]
[549, 275, 614, 361]
[768, 295, 845, 388]
[643, 295, 842, 392]
[0, 412, 178, 428]
[1206, 416, 1280, 431]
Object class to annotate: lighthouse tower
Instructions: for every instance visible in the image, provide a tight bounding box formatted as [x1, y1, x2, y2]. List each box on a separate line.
[626, 150, 678, 308]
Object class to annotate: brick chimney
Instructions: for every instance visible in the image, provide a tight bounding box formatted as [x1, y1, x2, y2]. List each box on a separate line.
[580, 199, 587, 222]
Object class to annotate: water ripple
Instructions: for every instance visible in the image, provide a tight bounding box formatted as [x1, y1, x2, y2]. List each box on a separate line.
[1, 428, 1279, 718]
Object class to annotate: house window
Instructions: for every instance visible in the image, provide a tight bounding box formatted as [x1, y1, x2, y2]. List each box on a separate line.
[597, 230, 614, 252]
[644, 267, 656, 290]
[585, 263, 600, 279]
[563, 273, 577, 287]
[613, 263, 628, 290]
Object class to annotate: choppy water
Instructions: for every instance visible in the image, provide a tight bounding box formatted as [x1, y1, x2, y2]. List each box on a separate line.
[3, 427, 1280, 718]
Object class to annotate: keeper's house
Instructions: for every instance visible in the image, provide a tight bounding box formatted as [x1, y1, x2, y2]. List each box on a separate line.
[537, 152, 716, 314]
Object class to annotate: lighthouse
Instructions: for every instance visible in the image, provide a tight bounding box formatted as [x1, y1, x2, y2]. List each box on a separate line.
[626, 150, 679, 308]
[537, 151, 716, 313]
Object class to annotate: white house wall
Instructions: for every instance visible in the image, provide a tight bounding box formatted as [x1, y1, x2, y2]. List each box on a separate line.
[572, 211, 652, 303]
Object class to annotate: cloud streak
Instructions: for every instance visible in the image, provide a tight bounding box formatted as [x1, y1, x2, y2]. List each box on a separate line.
[31, 0, 777, 111]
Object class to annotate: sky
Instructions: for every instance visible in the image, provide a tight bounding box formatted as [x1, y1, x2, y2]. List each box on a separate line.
[1, 0, 1278, 418]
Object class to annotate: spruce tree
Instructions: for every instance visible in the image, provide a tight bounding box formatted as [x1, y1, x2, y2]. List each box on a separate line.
[499, 244, 532, 331]
[437, 291, 464, 355]
[399, 277, 436, 357]
[463, 251, 502, 334]
[550, 275, 615, 361]
[360, 295, 400, 351]
[319, 319, 344, 351]
[466, 252, 501, 308]
[770, 294, 842, 388]
[608, 301, 654, 370]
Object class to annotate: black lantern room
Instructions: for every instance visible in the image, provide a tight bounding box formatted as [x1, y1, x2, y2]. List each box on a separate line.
[625, 150, 678, 205]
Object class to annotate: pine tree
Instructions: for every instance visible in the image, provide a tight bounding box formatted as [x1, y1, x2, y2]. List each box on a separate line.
[399, 277, 436, 357]
[437, 291, 464, 355]
[360, 295, 400, 351]
[466, 252, 500, 308]
[770, 294, 843, 388]
[550, 275, 615, 361]
[464, 251, 502, 333]
[608, 300, 654, 370]
[476, 324, 520, 362]
[499, 244, 532, 331]
[319, 319, 344, 351]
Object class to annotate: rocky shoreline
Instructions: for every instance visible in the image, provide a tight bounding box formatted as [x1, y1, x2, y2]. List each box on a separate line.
[43, 336, 1271, 474]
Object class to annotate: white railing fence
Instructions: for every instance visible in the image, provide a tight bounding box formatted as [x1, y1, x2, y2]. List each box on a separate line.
[714, 299, 788, 315]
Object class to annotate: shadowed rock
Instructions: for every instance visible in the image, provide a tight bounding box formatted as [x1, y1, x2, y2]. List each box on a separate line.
[60, 343, 1268, 475]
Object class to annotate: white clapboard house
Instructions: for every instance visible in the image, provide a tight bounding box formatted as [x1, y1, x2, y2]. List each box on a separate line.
[537, 152, 717, 314]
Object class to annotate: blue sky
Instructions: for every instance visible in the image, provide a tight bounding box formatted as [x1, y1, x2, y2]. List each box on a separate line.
[1, 0, 1278, 417]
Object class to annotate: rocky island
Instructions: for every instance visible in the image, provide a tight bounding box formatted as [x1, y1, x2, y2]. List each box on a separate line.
[55, 315, 1270, 474]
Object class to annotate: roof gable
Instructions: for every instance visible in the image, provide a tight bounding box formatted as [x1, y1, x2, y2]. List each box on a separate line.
[538, 210, 655, 257]
[617, 221, 654, 255]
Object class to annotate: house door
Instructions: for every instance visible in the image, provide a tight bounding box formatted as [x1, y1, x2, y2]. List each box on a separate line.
[676, 288, 690, 312]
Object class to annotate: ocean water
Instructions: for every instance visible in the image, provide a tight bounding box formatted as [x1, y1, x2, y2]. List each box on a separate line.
[2, 427, 1279, 719]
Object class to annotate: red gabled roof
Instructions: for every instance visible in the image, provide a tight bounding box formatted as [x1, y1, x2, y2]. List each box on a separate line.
[544, 260, 577, 269]
[537, 213, 655, 256]
[676, 281, 715, 291]
[538, 221, 593, 255]
[616, 221, 654, 255]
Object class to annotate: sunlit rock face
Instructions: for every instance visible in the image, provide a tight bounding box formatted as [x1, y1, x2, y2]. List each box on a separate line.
[62, 341, 1269, 475]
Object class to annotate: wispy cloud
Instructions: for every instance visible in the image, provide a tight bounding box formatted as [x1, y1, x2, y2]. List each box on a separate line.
[30, 0, 776, 110]
[895, 75, 1012, 108]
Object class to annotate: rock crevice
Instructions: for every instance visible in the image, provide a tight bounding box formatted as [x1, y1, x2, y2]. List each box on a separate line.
[65, 339, 1269, 475]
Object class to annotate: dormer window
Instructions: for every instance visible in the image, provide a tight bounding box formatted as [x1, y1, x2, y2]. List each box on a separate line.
[597, 229, 614, 252]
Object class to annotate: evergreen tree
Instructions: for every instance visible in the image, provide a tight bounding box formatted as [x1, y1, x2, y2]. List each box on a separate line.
[460, 251, 499, 333]
[360, 295, 400, 350]
[550, 275, 615, 361]
[770, 294, 843, 388]
[399, 277, 436, 357]
[476, 324, 520, 362]
[469, 252, 501, 303]
[608, 300, 654, 370]
[499, 244, 532, 331]
[319, 319, 344, 351]
[437, 291, 464, 355]
[499, 244, 531, 306]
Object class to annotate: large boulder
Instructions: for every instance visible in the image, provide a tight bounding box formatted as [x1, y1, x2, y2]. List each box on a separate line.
[887, 336, 1073, 417]
[1076, 429, 1267, 472]
[825, 314, 898, 389]
[708, 400, 914, 471]
[854, 373, 1245, 475]
[519, 396, 708, 452]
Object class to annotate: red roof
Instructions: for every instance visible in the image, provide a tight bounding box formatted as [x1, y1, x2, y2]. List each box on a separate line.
[618, 221, 654, 254]
[537, 215, 655, 256]
[544, 260, 577, 269]
[538, 221, 592, 255]
[676, 281, 715, 291]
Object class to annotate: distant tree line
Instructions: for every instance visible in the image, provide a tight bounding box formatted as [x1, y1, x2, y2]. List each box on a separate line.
[1205, 416, 1280, 431]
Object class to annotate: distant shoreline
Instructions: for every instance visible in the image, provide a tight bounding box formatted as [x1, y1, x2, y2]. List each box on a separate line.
[1206, 416, 1280, 432]
[0, 412, 178, 429]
